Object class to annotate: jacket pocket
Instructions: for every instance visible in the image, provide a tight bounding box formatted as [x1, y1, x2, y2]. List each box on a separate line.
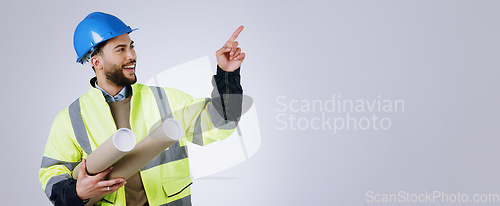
[162, 176, 192, 198]
[96, 192, 118, 206]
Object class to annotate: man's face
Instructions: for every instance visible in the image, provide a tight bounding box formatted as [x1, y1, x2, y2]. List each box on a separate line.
[99, 33, 137, 86]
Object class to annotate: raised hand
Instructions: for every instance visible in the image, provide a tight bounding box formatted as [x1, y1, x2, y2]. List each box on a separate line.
[216, 25, 246, 72]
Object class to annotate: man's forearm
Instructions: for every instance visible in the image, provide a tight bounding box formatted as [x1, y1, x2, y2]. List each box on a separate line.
[50, 178, 87, 206]
[212, 65, 243, 121]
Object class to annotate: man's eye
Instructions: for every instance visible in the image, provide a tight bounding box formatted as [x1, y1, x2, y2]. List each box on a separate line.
[130, 45, 135, 49]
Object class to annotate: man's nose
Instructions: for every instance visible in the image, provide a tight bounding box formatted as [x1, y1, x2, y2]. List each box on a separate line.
[126, 49, 136, 60]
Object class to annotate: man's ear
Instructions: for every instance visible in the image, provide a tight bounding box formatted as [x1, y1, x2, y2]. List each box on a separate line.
[90, 55, 103, 70]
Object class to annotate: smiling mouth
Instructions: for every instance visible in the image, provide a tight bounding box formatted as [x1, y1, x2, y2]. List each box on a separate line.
[123, 64, 135, 73]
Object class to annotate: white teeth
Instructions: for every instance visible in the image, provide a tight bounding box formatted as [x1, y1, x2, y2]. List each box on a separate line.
[124, 64, 135, 69]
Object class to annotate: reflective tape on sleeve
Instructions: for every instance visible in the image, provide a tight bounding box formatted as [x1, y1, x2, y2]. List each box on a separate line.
[192, 114, 203, 146]
[40, 156, 80, 171]
[44, 173, 71, 198]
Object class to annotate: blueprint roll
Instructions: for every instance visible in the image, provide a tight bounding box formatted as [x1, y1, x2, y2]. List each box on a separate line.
[72, 128, 136, 179]
[106, 118, 183, 179]
[86, 118, 183, 206]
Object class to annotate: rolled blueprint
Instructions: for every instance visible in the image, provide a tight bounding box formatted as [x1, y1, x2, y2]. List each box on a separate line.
[86, 118, 184, 206]
[72, 128, 136, 179]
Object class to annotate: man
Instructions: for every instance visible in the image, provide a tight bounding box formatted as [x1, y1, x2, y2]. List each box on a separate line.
[39, 12, 244, 206]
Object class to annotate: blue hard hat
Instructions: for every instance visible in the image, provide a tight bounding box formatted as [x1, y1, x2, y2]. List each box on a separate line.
[73, 12, 138, 64]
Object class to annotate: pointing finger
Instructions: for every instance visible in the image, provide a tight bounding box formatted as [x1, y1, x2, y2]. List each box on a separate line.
[225, 25, 244, 45]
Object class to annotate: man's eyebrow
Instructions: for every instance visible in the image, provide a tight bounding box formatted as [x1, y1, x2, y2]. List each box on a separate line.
[113, 41, 134, 49]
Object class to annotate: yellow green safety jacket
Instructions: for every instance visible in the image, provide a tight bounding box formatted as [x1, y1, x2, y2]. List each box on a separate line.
[40, 70, 241, 205]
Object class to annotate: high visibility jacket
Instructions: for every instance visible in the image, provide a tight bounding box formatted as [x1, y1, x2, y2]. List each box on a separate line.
[39, 82, 237, 205]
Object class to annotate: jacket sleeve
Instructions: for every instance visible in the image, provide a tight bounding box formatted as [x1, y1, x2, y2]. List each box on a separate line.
[169, 65, 243, 146]
[39, 109, 86, 206]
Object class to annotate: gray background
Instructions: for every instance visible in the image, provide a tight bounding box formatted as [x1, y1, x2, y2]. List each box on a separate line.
[1, 0, 499, 205]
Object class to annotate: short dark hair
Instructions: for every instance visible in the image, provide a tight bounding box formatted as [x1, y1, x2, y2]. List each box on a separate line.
[90, 40, 109, 71]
